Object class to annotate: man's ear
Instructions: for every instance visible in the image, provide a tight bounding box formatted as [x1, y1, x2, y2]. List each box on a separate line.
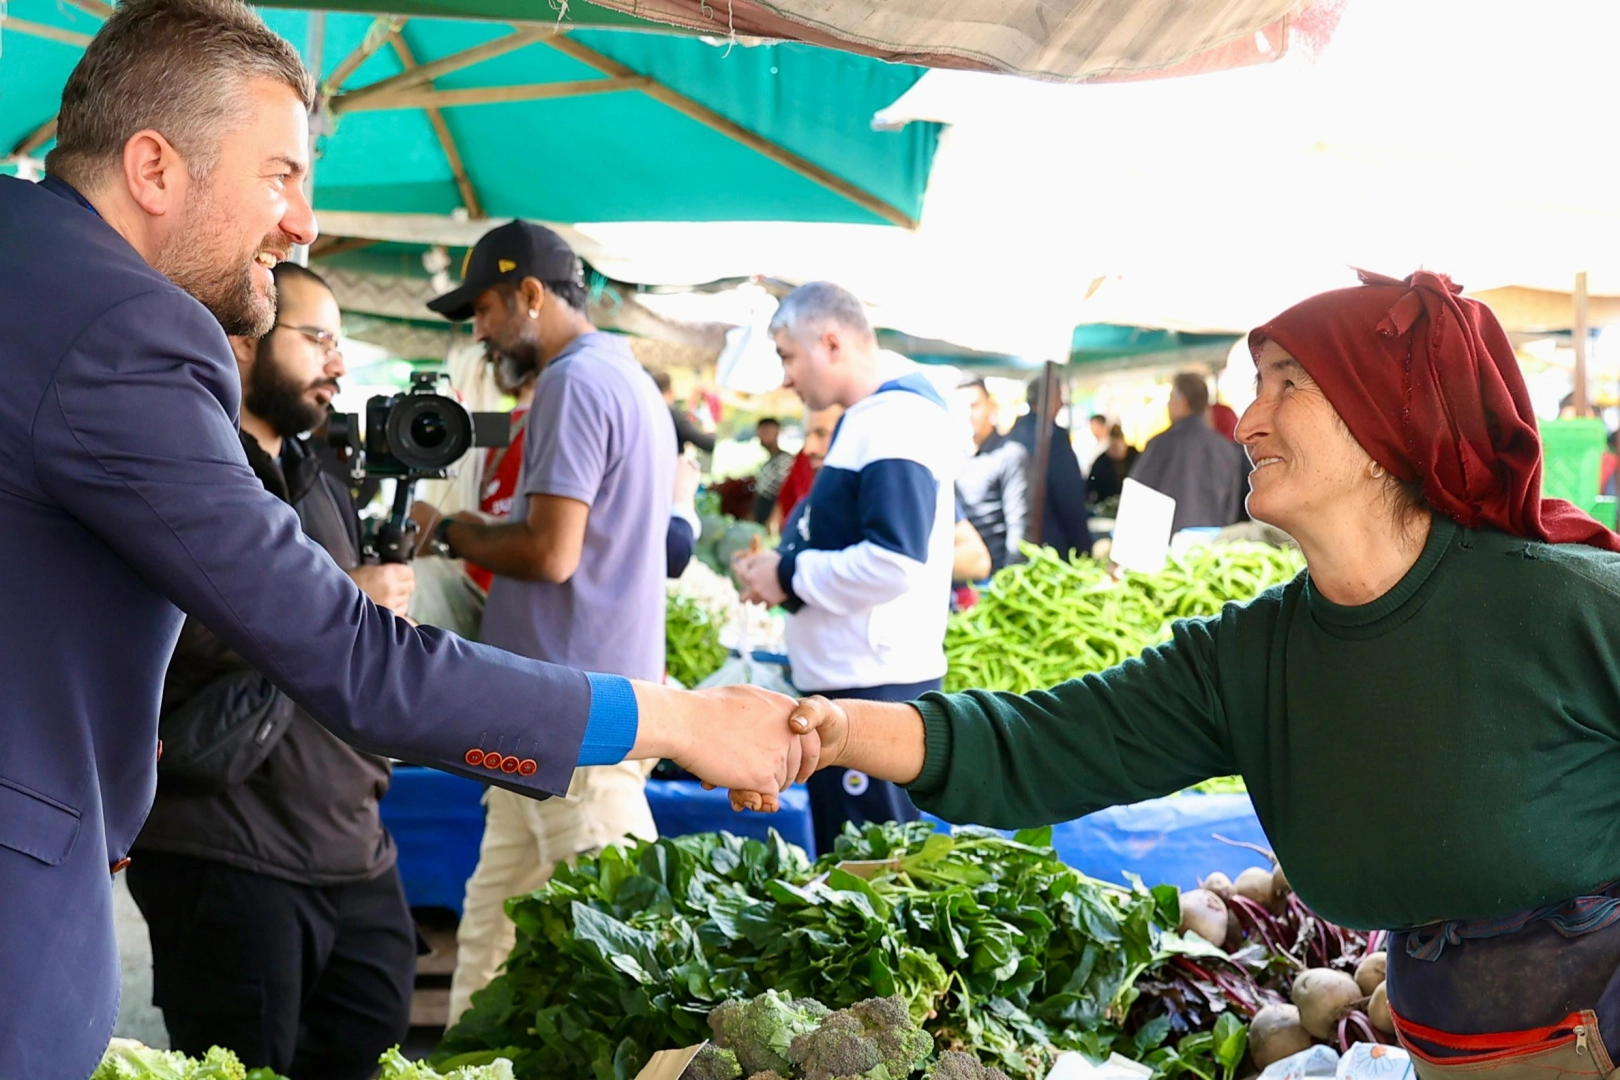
[121, 129, 189, 218]
[518, 277, 547, 317]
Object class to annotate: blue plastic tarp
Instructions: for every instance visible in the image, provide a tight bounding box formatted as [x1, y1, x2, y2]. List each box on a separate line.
[924, 792, 1271, 892]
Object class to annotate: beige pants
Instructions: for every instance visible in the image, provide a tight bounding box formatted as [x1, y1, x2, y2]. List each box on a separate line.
[446, 761, 657, 1026]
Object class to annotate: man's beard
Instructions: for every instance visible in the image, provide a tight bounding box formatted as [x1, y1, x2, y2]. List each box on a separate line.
[245, 347, 335, 440]
[153, 180, 290, 338]
[488, 342, 541, 395]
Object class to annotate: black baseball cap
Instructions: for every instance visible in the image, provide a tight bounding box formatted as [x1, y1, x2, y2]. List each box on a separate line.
[427, 220, 583, 321]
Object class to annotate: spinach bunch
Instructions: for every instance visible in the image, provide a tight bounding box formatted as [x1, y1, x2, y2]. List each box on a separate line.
[436, 823, 1213, 1080]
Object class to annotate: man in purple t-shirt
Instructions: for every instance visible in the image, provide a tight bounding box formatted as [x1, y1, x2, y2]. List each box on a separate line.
[416, 221, 676, 1023]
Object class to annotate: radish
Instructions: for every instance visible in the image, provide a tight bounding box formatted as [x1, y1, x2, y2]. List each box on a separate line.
[1293, 968, 1363, 1039]
[1223, 905, 1243, 951]
[1178, 888, 1230, 946]
[1354, 952, 1387, 997]
[1273, 863, 1291, 902]
[1368, 982, 1393, 1035]
[1249, 1003, 1315, 1068]
[1235, 866, 1279, 912]
[1203, 871, 1236, 902]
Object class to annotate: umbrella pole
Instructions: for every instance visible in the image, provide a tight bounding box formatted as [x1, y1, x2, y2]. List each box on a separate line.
[1574, 271, 1591, 417]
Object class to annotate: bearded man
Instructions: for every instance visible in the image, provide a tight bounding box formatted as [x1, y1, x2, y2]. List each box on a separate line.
[0, 2, 813, 1075]
[127, 262, 419, 1079]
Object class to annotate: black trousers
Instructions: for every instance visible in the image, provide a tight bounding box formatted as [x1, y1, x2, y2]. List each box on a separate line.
[804, 678, 940, 858]
[127, 851, 416, 1080]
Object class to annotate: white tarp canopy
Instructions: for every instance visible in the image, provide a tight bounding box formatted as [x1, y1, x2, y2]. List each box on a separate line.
[576, 0, 1336, 84]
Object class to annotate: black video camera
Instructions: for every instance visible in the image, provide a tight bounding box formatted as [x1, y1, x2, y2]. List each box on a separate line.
[329, 372, 510, 563]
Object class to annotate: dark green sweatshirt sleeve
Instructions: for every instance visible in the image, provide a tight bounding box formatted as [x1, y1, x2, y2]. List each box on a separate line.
[907, 614, 1237, 828]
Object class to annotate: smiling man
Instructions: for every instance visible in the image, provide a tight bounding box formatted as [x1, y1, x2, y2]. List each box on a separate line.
[0, 2, 810, 1075]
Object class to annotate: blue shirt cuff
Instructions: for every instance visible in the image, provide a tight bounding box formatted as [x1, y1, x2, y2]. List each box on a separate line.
[577, 673, 639, 766]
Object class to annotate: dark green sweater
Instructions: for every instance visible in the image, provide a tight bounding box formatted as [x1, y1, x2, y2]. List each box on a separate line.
[910, 518, 1620, 931]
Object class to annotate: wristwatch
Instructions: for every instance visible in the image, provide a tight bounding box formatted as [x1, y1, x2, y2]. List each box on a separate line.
[430, 516, 457, 558]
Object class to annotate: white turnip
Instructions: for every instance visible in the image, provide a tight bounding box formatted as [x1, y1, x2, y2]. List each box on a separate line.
[1178, 888, 1230, 946]
[1203, 871, 1236, 902]
[1354, 952, 1387, 997]
[1368, 982, 1393, 1035]
[1249, 1003, 1315, 1068]
[1235, 866, 1279, 912]
[1292, 968, 1364, 1040]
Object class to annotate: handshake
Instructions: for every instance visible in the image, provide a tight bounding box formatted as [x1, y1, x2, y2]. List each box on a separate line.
[629, 683, 918, 811]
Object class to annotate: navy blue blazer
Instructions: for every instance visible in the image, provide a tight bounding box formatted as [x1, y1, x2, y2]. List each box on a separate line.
[0, 176, 613, 1079]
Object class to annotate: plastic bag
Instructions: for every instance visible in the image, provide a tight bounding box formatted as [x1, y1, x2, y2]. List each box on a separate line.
[407, 555, 486, 640]
[1335, 1043, 1413, 1080]
[696, 619, 796, 696]
[1258, 1045, 1341, 1080]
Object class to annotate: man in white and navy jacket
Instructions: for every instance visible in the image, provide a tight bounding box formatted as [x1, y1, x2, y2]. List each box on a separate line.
[734, 282, 958, 855]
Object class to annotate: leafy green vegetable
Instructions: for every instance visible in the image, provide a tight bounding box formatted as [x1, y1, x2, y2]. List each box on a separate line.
[666, 593, 730, 688]
[93, 1042, 255, 1080]
[377, 1046, 515, 1079]
[945, 544, 1303, 694]
[437, 824, 1167, 1080]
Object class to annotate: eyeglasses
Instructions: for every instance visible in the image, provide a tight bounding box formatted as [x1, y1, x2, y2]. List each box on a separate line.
[275, 323, 342, 356]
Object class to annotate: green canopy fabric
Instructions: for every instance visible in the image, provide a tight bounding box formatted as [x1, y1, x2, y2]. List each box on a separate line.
[1, 1, 940, 226]
[877, 324, 1241, 373]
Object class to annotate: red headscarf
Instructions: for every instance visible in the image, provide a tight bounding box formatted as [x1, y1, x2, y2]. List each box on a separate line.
[1249, 269, 1620, 551]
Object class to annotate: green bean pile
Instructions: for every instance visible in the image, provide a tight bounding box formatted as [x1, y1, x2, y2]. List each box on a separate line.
[666, 593, 730, 689]
[944, 543, 1305, 693]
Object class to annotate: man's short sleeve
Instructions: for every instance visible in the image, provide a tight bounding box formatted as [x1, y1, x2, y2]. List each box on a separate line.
[522, 363, 612, 506]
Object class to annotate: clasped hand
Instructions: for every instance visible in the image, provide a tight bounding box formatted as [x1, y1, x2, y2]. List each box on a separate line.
[667, 689, 849, 813]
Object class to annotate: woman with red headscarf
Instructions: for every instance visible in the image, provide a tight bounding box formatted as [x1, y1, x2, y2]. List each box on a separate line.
[767, 271, 1620, 1080]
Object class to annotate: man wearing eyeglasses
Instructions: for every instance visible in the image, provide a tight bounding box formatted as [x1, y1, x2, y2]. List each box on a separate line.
[125, 261, 420, 1077]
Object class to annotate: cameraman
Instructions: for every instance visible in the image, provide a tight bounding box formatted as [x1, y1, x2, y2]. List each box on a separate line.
[128, 263, 417, 1080]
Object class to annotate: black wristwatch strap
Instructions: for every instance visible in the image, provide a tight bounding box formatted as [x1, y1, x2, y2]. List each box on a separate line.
[432, 516, 456, 556]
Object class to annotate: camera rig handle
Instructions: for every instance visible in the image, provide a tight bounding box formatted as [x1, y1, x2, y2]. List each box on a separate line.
[376, 473, 425, 565]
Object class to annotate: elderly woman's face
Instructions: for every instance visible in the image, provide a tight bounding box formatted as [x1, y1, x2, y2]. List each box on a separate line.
[1236, 340, 1381, 533]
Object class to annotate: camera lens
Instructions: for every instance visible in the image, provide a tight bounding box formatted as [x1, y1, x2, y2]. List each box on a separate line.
[387, 392, 473, 472]
[411, 412, 449, 449]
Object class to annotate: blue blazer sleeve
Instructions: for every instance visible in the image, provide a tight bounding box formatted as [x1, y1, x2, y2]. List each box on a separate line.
[30, 289, 598, 797]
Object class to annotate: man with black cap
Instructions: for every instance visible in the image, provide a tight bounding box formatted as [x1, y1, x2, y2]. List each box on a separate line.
[414, 221, 678, 1024]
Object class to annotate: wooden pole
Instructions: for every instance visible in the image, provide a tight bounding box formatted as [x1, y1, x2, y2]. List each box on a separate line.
[335, 78, 649, 114]
[5, 18, 93, 47]
[12, 117, 58, 158]
[337, 27, 549, 109]
[1574, 271, 1591, 417]
[325, 17, 406, 94]
[386, 32, 488, 219]
[539, 33, 919, 229]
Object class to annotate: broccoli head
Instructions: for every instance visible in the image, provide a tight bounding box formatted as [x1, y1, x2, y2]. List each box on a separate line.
[925, 1051, 1012, 1080]
[787, 996, 933, 1080]
[745, 1074, 789, 1080]
[683, 1044, 742, 1080]
[707, 991, 833, 1076]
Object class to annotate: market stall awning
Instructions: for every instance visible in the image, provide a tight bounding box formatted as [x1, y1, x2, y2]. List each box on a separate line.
[559, 0, 1346, 84]
[878, 324, 1241, 374]
[1, 1, 941, 227]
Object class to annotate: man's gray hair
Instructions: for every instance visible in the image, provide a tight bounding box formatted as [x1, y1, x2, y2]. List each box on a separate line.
[769, 281, 875, 344]
[47, 0, 313, 190]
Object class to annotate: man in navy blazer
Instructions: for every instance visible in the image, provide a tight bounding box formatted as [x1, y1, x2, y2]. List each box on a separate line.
[0, 2, 813, 1076]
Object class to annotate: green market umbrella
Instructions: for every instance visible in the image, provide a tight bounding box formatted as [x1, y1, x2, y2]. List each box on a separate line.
[1, 0, 941, 228]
